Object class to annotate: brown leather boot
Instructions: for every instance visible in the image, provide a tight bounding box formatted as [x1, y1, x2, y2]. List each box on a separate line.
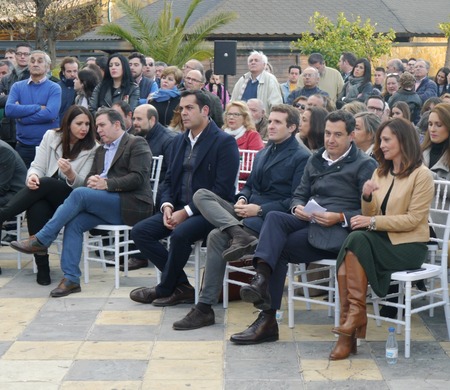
[332, 251, 368, 339]
[329, 334, 357, 360]
[329, 263, 358, 360]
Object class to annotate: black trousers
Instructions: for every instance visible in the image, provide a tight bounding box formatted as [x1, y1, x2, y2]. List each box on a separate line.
[0, 177, 72, 235]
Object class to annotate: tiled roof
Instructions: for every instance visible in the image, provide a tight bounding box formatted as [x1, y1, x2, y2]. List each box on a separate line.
[77, 0, 448, 40]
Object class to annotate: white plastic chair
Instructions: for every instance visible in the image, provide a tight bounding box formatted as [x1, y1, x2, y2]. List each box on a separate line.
[82, 155, 164, 288]
[287, 259, 339, 328]
[1, 212, 31, 270]
[237, 149, 258, 190]
[367, 179, 450, 358]
[222, 257, 256, 308]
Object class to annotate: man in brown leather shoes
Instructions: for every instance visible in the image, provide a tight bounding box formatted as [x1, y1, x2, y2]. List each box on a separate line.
[11, 109, 153, 297]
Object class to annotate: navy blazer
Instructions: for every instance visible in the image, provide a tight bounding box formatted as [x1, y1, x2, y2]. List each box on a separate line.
[161, 120, 240, 215]
[415, 77, 438, 102]
[239, 135, 311, 232]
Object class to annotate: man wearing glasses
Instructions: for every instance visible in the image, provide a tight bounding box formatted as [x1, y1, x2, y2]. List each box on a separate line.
[183, 69, 224, 127]
[366, 95, 390, 122]
[286, 67, 329, 105]
[0, 43, 32, 148]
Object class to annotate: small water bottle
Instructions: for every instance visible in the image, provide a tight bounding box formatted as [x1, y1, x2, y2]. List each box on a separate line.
[385, 327, 398, 364]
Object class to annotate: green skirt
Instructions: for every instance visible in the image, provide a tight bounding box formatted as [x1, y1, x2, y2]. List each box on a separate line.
[336, 230, 427, 297]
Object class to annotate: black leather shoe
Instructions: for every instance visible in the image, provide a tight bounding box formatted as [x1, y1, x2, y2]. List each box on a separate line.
[2, 233, 15, 244]
[222, 232, 258, 262]
[121, 257, 148, 271]
[10, 235, 48, 255]
[129, 287, 158, 304]
[173, 306, 215, 330]
[239, 273, 271, 310]
[230, 311, 279, 345]
[152, 284, 195, 307]
[50, 278, 81, 298]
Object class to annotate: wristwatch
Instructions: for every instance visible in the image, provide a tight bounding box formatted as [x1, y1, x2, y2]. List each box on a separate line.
[257, 207, 263, 217]
[367, 216, 376, 231]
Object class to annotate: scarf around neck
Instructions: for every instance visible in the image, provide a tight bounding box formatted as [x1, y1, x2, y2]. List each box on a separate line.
[224, 125, 246, 140]
[150, 87, 180, 102]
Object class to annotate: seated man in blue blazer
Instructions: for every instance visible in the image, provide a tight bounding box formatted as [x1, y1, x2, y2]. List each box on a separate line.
[172, 104, 311, 330]
[129, 90, 240, 307]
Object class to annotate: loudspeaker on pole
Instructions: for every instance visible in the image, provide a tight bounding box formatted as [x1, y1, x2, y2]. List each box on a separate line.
[214, 40, 237, 75]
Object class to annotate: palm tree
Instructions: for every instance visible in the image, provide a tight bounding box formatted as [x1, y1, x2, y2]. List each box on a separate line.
[98, 0, 237, 67]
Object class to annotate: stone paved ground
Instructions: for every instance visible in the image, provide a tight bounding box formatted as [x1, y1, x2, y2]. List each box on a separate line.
[1, 245, 450, 390]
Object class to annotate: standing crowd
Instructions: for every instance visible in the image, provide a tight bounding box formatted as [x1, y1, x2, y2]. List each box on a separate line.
[1, 44, 450, 360]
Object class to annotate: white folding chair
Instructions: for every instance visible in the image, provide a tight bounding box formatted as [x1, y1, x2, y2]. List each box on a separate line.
[237, 149, 258, 190]
[367, 179, 450, 358]
[222, 257, 256, 308]
[1, 212, 31, 270]
[287, 259, 339, 328]
[82, 155, 164, 288]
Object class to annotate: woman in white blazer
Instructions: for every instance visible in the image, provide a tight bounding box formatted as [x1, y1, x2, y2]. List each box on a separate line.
[0, 105, 98, 285]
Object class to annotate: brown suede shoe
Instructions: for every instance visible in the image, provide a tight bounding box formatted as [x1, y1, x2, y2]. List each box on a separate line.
[230, 311, 279, 345]
[152, 284, 195, 307]
[173, 306, 215, 330]
[10, 235, 48, 256]
[121, 257, 148, 271]
[129, 286, 158, 304]
[50, 278, 81, 298]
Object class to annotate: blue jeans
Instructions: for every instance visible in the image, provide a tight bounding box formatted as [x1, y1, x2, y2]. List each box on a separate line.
[36, 187, 122, 284]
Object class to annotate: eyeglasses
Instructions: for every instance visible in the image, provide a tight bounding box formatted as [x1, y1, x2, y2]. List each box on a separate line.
[386, 73, 399, 77]
[294, 103, 306, 109]
[185, 76, 202, 84]
[367, 106, 384, 113]
[407, 62, 416, 66]
[16, 52, 30, 57]
[225, 112, 243, 117]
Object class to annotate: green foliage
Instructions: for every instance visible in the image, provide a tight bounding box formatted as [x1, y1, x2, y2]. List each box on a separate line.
[98, 0, 237, 67]
[439, 21, 450, 37]
[291, 12, 395, 69]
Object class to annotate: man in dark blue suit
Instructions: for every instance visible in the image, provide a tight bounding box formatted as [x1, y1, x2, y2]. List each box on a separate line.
[172, 104, 311, 330]
[130, 90, 240, 306]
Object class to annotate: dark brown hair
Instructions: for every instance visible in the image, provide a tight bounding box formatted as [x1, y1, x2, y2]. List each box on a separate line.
[373, 118, 422, 178]
[56, 105, 96, 159]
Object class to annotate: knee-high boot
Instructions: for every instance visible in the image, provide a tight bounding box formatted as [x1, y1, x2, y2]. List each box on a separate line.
[329, 262, 357, 360]
[332, 251, 367, 339]
[35, 254, 51, 286]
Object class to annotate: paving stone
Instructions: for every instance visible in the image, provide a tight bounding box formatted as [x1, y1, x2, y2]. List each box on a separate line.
[65, 360, 148, 381]
[87, 324, 158, 341]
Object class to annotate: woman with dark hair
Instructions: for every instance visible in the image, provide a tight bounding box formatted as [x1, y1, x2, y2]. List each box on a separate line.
[74, 68, 101, 108]
[204, 69, 230, 107]
[422, 103, 450, 180]
[297, 106, 328, 151]
[434, 67, 450, 96]
[0, 106, 98, 285]
[329, 118, 434, 360]
[338, 58, 373, 105]
[89, 53, 139, 114]
[391, 101, 411, 121]
[148, 66, 183, 126]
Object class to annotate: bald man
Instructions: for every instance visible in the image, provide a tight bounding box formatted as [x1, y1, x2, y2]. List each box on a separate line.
[126, 103, 177, 271]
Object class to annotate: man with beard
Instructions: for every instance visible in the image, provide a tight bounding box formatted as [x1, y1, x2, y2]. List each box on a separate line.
[57, 57, 79, 124]
[124, 103, 177, 271]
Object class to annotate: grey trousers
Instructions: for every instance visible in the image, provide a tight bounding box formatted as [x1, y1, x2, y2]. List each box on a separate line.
[193, 188, 244, 305]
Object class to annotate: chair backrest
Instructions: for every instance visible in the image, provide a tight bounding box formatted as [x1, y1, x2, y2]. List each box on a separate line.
[428, 179, 450, 269]
[237, 149, 259, 189]
[150, 155, 164, 204]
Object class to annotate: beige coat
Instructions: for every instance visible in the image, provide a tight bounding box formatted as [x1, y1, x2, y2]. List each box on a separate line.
[362, 164, 434, 245]
[28, 129, 98, 188]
